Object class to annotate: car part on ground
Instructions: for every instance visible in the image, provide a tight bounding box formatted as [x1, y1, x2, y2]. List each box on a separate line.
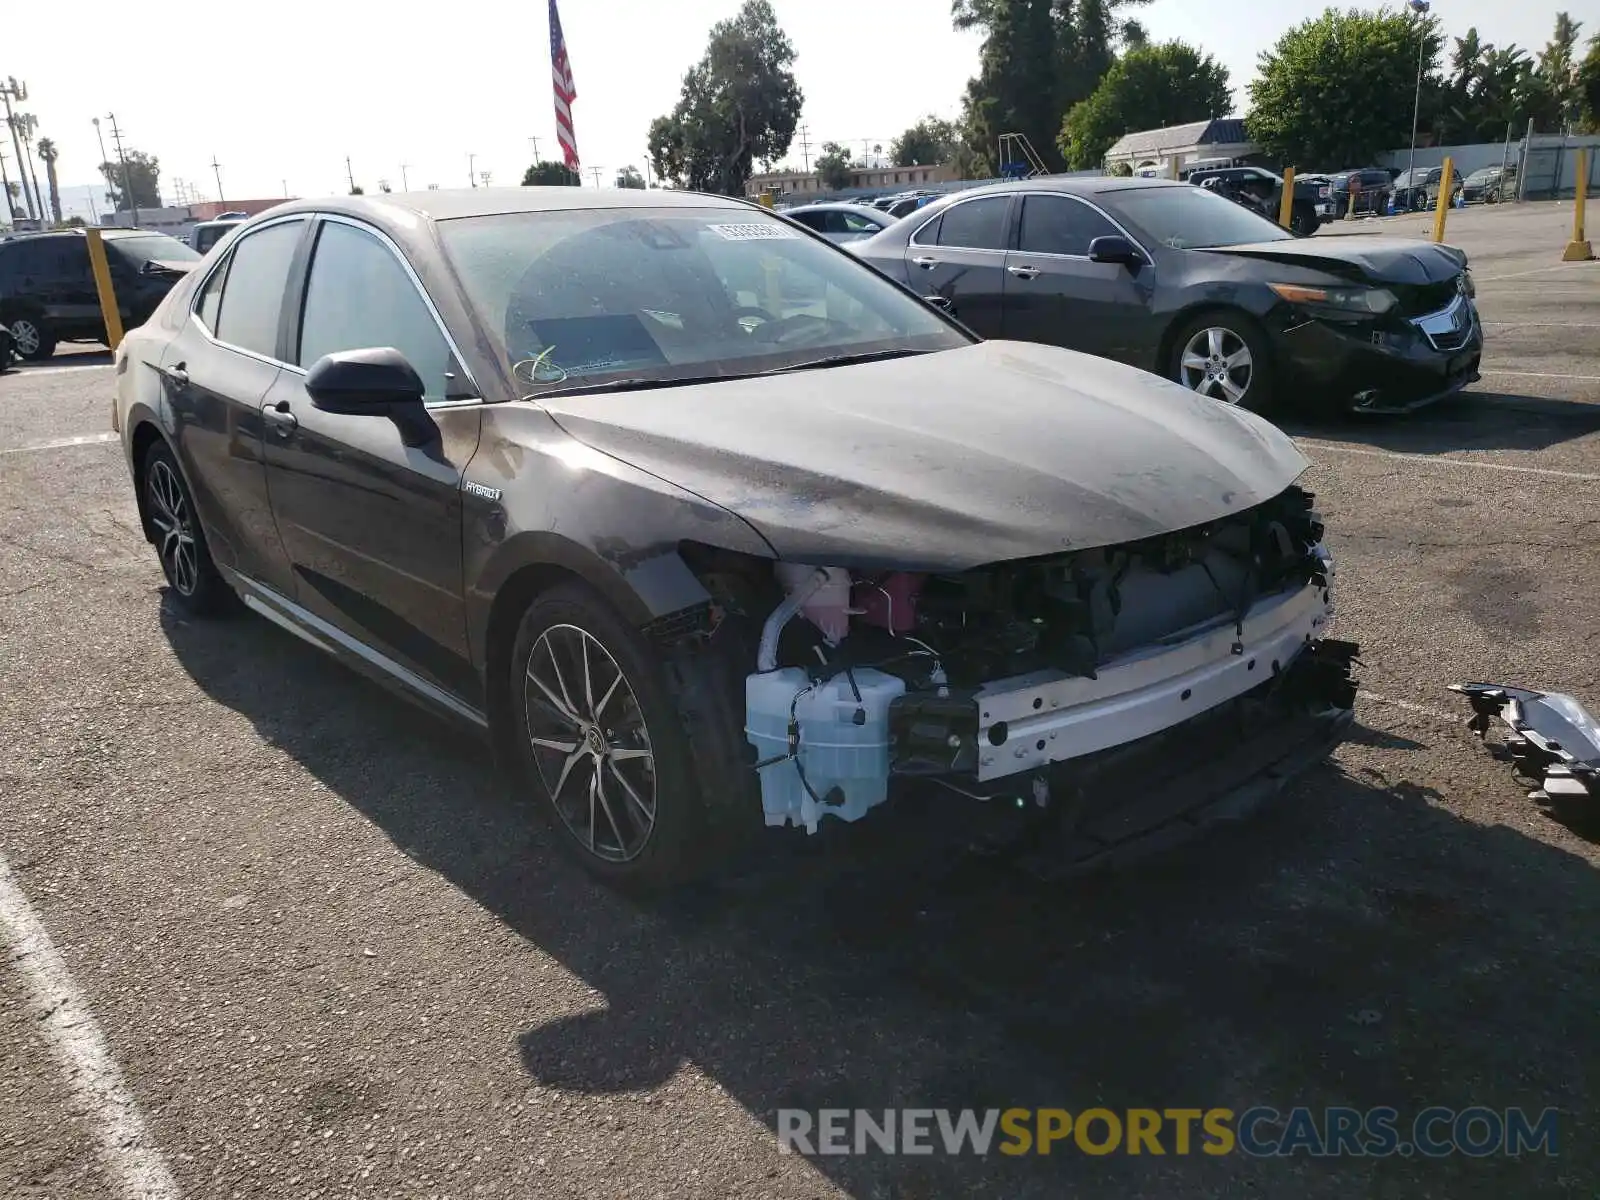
[1450, 683, 1600, 808]
[852, 178, 1483, 417]
[113, 186, 1360, 891]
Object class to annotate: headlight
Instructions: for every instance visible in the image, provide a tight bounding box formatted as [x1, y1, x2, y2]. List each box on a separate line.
[1268, 282, 1398, 319]
[1459, 269, 1475, 298]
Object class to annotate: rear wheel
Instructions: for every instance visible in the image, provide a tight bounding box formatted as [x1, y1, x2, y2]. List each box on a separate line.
[9, 316, 57, 362]
[509, 582, 711, 891]
[1290, 202, 1318, 236]
[1169, 310, 1276, 413]
[140, 441, 232, 615]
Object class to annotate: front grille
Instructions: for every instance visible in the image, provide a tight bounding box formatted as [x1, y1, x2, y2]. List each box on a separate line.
[1410, 289, 1474, 351]
[1394, 275, 1462, 318]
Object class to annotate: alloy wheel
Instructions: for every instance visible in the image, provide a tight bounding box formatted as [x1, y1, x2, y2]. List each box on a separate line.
[1179, 326, 1253, 405]
[146, 458, 200, 596]
[10, 319, 41, 357]
[523, 623, 657, 863]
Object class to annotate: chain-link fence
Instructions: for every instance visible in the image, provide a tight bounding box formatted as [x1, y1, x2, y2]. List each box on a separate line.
[1519, 138, 1600, 201]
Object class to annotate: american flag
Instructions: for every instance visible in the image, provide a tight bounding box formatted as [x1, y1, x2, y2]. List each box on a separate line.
[549, 0, 580, 172]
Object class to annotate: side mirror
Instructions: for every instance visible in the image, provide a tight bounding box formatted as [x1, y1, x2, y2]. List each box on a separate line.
[305, 347, 438, 447]
[1088, 235, 1146, 268]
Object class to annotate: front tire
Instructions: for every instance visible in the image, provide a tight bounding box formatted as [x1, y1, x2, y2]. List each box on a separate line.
[1290, 202, 1318, 236]
[509, 582, 710, 891]
[9, 316, 57, 362]
[1169, 310, 1276, 413]
[140, 440, 232, 615]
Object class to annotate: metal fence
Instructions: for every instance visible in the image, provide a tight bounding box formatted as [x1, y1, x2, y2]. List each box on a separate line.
[1519, 137, 1600, 201]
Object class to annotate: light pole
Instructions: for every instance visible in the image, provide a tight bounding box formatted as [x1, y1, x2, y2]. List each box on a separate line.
[1406, 0, 1431, 194]
[400, 163, 410, 191]
[468, 154, 476, 187]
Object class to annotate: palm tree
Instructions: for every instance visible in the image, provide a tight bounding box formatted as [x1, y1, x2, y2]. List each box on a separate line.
[35, 136, 62, 224]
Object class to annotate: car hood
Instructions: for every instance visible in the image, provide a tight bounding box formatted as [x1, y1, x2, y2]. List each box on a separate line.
[1204, 236, 1466, 285]
[534, 341, 1308, 571]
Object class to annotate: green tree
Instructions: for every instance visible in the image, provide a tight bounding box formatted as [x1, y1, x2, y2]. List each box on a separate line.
[1581, 34, 1600, 131]
[97, 150, 161, 211]
[35, 136, 62, 224]
[952, 0, 1152, 177]
[647, 0, 803, 195]
[1247, 8, 1444, 169]
[349, 185, 365, 195]
[1058, 41, 1231, 168]
[890, 116, 959, 166]
[814, 142, 854, 190]
[1434, 35, 1537, 144]
[522, 160, 581, 186]
[615, 165, 646, 188]
[1529, 12, 1585, 131]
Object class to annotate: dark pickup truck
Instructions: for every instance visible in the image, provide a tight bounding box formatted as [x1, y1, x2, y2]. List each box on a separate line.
[1184, 166, 1323, 235]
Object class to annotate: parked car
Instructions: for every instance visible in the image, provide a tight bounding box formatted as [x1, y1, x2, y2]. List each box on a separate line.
[1326, 168, 1392, 217]
[112, 187, 1358, 889]
[852, 177, 1482, 415]
[885, 192, 940, 218]
[0, 229, 201, 360]
[1390, 166, 1461, 212]
[190, 216, 249, 254]
[782, 202, 897, 244]
[1460, 164, 1516, 204]
[1185, 165, 1322, 235]
[0, 321, 13, 370]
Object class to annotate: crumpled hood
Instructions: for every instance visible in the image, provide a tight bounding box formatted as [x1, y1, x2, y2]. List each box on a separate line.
[1205, 236, 1467, 285]
[537, 341, 1309, 570]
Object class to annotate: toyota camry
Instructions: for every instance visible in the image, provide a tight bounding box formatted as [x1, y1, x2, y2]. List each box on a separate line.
[114, 188, 1357, 890]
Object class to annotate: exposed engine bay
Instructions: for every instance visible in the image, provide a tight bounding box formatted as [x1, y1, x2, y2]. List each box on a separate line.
[686, 485, 1352, 834]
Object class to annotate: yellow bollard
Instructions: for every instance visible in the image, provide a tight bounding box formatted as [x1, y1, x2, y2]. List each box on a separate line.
[84, 228, 125, 352]
[1562, 149, 1593, 262]
[756, 192, 774, 209]
[1278, 166, 1296, 229]
[1431, 157, 1454, 244]
[1169, 158, 1180, 180]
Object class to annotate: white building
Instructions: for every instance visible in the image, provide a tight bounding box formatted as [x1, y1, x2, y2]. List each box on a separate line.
[1103, 118, 1258, 176]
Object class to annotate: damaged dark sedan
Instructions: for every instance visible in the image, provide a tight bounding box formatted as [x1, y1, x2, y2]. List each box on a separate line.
[114, 188, 1356, 889]
[851, 177, 1482, 415]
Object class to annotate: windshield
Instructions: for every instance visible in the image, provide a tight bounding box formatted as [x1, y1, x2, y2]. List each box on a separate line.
[1103, 184, 1293, 250]
[439, 206, 968, 391]
[110, 233, 201, 267]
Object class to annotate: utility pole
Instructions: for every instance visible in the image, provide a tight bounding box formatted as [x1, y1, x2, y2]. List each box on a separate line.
[210, 155, 224, 206]
[106, 112, 138, 227]
[589, 166, 603, 188]
[468, 154, 476, 186]
[642, 156, 651, 188]
[0, 146, 15, 223]
[346, 156, 356, 192]
[1, 78, 36, 221]
[400, 163, 410, 190]
[798, 123, 811, 172]
[528, 136, 541, 163]
[282, 178, 288, 198]
[479, 171, 492, 187]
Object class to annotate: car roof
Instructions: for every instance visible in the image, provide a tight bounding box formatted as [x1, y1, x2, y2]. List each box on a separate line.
[263, 186, 754, 224]
[0, 227, 176, 242]
[790, 201, 888, 214]
[931, 176, 1192, 203]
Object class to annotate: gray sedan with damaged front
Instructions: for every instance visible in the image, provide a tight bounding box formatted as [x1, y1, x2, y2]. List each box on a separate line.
[113, 187, 1358, 891]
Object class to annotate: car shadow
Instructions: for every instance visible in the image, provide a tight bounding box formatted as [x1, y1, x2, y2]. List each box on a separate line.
[159, 603, 1599, 1196]
[24, 348, 114, 369]
[1278, 387, 1600, 455]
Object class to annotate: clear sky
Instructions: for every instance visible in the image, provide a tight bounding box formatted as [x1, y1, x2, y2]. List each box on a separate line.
[4, 0, 1578, 221]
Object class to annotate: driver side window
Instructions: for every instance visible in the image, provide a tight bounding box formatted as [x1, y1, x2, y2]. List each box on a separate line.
[297, 220, 462, 402]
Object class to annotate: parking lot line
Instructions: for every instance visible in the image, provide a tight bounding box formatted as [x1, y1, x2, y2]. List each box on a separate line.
[0, 432, 120, 456]
[10, 363, 115, 377]
[1298, 440, 1600, 482]
[1480, 321, 1600, 328]
[1474, 264, 1600, 282]
[0, 854, 180, 1200]
[1478, 368, 1600, 381]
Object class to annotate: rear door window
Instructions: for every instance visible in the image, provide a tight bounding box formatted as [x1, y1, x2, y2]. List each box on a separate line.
[932, 197, 1010, 250]
[211, 219, 306, 359]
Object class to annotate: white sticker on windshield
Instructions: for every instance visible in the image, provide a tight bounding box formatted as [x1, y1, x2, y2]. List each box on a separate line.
[708, 222, 800, 241]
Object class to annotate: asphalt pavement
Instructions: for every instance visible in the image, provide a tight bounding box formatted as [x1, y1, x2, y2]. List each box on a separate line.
[1, 201, 1597, 1199]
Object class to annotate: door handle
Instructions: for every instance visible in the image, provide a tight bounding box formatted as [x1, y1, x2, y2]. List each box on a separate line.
[162, 363, 189, 388]
[261, 400, 298, 438]
[911, 256, 938, 269]
[1007, 265, 1040, 280]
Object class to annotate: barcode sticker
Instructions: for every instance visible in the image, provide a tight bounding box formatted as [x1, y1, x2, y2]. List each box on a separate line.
[708, 222, 799, 241]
